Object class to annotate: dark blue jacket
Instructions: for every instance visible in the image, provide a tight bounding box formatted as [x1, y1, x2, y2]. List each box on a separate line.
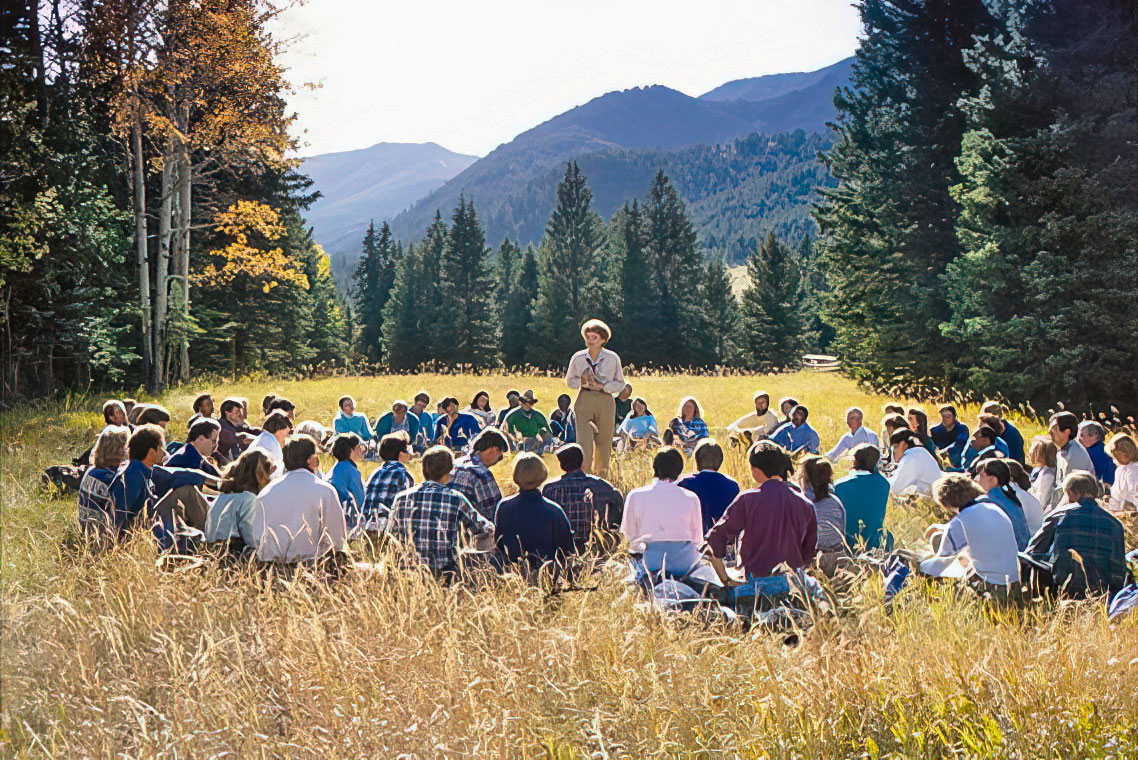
[930, 422, 969, 469]
[494, 489, 575, 567]
[678, 470, 741, 534]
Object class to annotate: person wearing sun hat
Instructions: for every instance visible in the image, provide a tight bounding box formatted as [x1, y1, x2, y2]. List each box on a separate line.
[504, 390, 553, 453]
[374, 399, 421, 442]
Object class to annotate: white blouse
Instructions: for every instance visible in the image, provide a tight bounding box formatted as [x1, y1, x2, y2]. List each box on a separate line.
[566, 348, 626, 394]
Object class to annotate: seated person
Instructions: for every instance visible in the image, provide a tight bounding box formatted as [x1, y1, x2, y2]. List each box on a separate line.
[549, 393, 577, 444]
[165, 418, 223, 477]
[919, 474, 1020, 594]
[254, 434, 348, 564]
[777, 396, 799, 425]
[678, 439, 740, 534]
[108, 425, 167, 537]
[1025, 471, 1129, 599]
[135, 404, 171, 430]
[375, 399, 421, 442]
[930, 405, 970, 469]
[1078, 421, 1116, 486]
[361, 432, 416, 531]
[906, 408, 941, 460]
[542, 443, 624, 550]
[250, 410, 293, 474]
[261, 393, 279, 417]
[616, 397, 660, 450]
[494, 453, 575, 574]
[1106, 433, 1138, 512]
[727, 391, 779, 447]
[266, 396, 296, 420]
[770, 405, 821, 454]
[826, 406, 879, 462]
[664, 396, 710, 452]
[622, 447, 704, 576]
[333, 396, 374, 442]
[386, 445, 494, 576]
[1005, 459, 1044, 535]
[189, 393, 215, 426]
[960, 424, 1008, 471]
[450, 429, 507, 521]
[503, 390, 552, 453]
[796, 456, 847, 555]
[465, 390, 495, 427]
[78, 425, 130, 537]
[981, 401, 1025, 463]
[410, 392, 435, 451]
[833, 444, 891, 552]
[496, 390, 521, 427]
[433, 397, 483, 451]
[1028, 436, 1061, 513]
[325, 433, 366, 531]
[203, 448, 273, 555]
[1049, 411, 1095, 489]
[613, 384, 634, 427]
[217, 397, 257, 464]
[878, 413, 909, 465]
[973, 458, 1031, 550]
[705, 443, 817, 584]
[74, 400, 130, 468]
[888, 430, 943, 497]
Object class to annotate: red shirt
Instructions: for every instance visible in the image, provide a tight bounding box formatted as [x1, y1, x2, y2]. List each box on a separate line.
[705, 479, 818, 578]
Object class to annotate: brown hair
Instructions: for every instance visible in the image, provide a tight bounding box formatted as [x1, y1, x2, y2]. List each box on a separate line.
[512, 453, 549, 490]
[422, 446, 454, 482]
[220, 448, 272, 494]
[379, 431, 411, 462]
[1063, 471, 1100, 501]
[136, 405, 171, 426]
[102, 399, 125, 424]
[933, 474, 984, 510]
[851, 443, 881, 472]
[1029, 436, 1058, 469]
[192, 393, 213, 414]
[128, 425, 165, 461]
[580, 318, 611, 342]
[677, 396, 702, 420]
[262, 409, 293, 435]
[798, 455, 834, 501]
[330, 433, 361, 462]
[93, 426, 129, 470]
[282, 434, 318, 472]
[693, 439, 724, 471]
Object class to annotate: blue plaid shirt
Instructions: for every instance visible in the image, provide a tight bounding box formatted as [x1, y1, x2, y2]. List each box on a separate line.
[450, 452, 502, 521]
[1027, 498, 1129, 598]
[669, 417, 710, 447]
[541, 469, 624, 546]
[387, 481, 493, 573]
[361, 459, 415, 530]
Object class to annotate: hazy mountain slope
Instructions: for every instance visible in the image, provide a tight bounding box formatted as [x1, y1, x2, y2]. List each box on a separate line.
[699, 57, 853, 103]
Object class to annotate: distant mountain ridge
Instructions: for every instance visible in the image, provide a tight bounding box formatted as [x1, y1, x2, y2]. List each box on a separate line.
[300, 141, 477, 276]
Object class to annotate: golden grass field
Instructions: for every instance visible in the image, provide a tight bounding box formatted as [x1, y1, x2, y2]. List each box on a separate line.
[3, 371, 1137, 758]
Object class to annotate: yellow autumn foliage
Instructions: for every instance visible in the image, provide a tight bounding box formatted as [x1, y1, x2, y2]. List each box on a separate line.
[197, 200, 308, 291]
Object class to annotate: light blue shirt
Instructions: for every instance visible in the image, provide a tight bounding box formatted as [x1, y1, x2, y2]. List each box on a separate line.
[619, 413, 658, 439]
[326, 460, 365, 528]
[826, 425, 880, 461]
[334, 411, 374, 442]
[771, 421, 821, 454]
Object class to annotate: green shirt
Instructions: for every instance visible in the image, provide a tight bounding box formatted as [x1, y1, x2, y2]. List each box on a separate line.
[505, 408, 549, 438]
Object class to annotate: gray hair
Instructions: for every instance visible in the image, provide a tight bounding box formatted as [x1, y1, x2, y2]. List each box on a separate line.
[1063, 470, 1101, 501]
[1077, 420, 1105, 443]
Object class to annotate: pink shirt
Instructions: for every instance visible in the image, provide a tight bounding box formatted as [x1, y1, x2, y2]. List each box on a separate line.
[621, 478, 703, 552]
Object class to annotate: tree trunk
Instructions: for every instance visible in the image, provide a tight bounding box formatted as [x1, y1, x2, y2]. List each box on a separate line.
[132, 102, 153, 379]
[152, 131, 175, 392]
[175, 113, 192, 382]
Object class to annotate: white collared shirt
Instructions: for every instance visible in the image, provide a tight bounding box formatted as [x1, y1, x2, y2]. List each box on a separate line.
[566, 347, 626, 394]
[253, 468, 347, 563]
[826, 425, 881, 462]
[889, 446, 943, 497]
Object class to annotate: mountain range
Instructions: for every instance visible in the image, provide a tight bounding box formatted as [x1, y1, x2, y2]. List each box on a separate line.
[302, 57, 852, 279]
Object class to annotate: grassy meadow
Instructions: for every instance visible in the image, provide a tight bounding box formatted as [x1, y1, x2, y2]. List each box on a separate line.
[3, 371, 1137, 758]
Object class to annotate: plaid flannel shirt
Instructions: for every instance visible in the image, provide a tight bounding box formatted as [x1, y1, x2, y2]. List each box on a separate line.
[1027, 498, 1129, 597]
[450, 452, 502, 521]
[387, 481, 493, 573]
[541, 469, 624, 545]
[361, 460, 415, 530]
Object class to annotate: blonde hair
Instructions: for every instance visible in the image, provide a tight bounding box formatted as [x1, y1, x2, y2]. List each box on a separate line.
[92, 426, 129, 470]
[932, 474, 984, 510]
[512, 453, 549, 491]
[1029, 435, 1058, 469]
[1107, 433, 1137, 465]
[580, 319, 611, 342]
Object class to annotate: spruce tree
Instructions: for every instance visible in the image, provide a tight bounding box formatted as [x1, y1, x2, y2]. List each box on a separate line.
[610, 201, 654, 366]
[438, 197, 500, 367]
[501, 245, 539, 367]
[382, 242, 423, 370]
[701, 256, 739, 366]
[530, 162, 609, 367]
[738, 232, 807, 371]
[942, 0, 1138, 409]
[350, 220, 399, 363]
[417, 211, 448, 361]
[495, 237, 519, 355]
[643, 170, 704, 366]
[814, 0, 999, 390]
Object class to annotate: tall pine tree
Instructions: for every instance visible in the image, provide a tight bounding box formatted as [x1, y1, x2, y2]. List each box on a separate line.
[738, 232, 807, 371]
[438, 197, 499, 367]
[351, 220, 399, 363]
[701, 256, 739, 366]
[814, 0, 998, 390]
[501, 245, 539, 367]
[530, 162, 610, 367]
[610, 201, 653, 366]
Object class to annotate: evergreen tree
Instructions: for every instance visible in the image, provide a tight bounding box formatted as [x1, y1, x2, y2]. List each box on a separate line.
[701, 256, 739, 366]
[797, 234, 832, 351]
[942, 0, 1138, 409]
[738, 232, 807, 371]
[814, 0, 999, 390]
[438, 197, 500, 367]
[642, 170, 704, 366]
[530, 162, 609, 367]
[350, 221, 397, 363]
[496, 237, 519, 354]
[610, 201, 654, 366]
[501, 245, 539, 367]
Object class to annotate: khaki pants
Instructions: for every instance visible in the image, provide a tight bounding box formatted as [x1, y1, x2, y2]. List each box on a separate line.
[155, 484, 210, 531]
[574, 390, 615, 476]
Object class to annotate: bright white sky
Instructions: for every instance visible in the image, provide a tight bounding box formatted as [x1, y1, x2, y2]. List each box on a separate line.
[273, 0, 861, 158]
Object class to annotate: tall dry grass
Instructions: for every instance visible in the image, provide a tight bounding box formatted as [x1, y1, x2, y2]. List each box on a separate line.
[3, 372, 1136, 758]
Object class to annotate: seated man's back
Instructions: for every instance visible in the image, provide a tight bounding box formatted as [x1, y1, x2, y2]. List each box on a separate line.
[1028, 497, 1128, 598]
[388, 481, 493, 574]
[706, 478, 817, 578]
[255, 435, 347, 563]
[833, 468, 890, 551]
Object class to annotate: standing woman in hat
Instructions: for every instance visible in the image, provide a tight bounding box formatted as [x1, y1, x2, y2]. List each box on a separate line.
[565, 319, 626, 475]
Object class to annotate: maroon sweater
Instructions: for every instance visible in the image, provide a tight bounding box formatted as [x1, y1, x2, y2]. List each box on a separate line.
[705, 479, 818, 578]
